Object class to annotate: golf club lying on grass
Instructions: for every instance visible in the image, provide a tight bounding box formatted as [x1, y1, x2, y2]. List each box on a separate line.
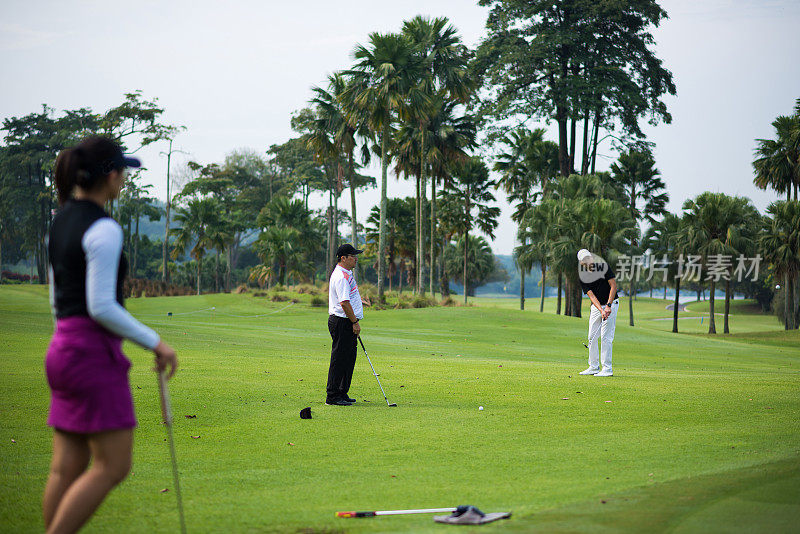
[336, 505, 511, 525]
[357, 336, 397, 407]
[158, 371, 187, 534]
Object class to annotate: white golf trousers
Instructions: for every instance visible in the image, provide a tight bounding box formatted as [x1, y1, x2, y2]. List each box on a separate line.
[587, 299, 618, 371]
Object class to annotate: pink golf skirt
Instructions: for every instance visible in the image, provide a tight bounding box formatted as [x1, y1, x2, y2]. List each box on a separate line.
[45, 316, 137, 433]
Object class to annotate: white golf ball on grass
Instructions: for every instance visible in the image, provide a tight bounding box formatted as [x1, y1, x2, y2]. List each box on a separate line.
[478, 406, 484, 411]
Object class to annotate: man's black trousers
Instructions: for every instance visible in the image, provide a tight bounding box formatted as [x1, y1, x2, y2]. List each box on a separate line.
[326, 315, 357, 401]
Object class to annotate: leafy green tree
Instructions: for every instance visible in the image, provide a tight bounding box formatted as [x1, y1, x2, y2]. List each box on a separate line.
[267, 136, 326, 209]
[475, 0, 675, 176]
[753, 99, 800, 201]
[609, 149, 669, 325]
[760, 200, 800, 329]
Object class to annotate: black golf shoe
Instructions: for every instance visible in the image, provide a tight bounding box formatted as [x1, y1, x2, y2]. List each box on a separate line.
[343, 395, 356, 403]
[325, 398, 353, 406]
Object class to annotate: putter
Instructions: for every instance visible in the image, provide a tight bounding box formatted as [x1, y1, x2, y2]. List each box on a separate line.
[357, 336, 397, 407]
[158, 371, 187, 534]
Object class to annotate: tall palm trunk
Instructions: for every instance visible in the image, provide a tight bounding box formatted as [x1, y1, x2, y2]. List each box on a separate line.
[724, 277, 731, 334]
[787, 273, 797, 330]
[418, 130, 425, 295]
[540, 261, 547, 312]
[519, 236, 526, 311]
[463, 233, 469, 305]
[556, 272, 563, 315]
[349, 151, 358, 276]
[225, 247, 231, 292]
[133, 212, 140, 276]
[430, 177, 436, 296]
[420, 176, 426, 296]
[196, 256, 202, 296]
[215, 251, 220, 293]
[440, 235, 449, 297]
[415, 173, 421, 294]
[629, 278, 635, 326]
[377, 126, 389, 303]
[672, 276, 681, 333]
[565, 279, 571, 316]
[708, 279, 717, 334]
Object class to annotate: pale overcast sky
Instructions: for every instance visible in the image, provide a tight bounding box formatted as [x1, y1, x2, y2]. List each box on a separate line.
[2, 0, 798, 254]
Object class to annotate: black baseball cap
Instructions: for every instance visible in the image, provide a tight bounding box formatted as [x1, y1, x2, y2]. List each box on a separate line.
[336, 244, 363, 259]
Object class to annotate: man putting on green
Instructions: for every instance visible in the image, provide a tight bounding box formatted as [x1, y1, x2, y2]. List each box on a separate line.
[325, 244, 364, 406]
[577, 249, 619, 377]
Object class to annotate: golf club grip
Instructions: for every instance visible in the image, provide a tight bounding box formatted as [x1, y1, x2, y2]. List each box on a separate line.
[357, 335, 366, 352]
[336, 511, 376, 518]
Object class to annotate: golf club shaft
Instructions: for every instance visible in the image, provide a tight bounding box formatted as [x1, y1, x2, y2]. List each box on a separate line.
[158, 371, 187, 534]
[337, 507, 457, 518]
[357, 336, 393, 406]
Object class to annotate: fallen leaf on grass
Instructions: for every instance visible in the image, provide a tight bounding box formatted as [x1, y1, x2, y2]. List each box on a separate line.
[160, 488, 169, 493]
[648, 473, 654, 476]
[561, 397, 569, 400]
[11, 439, 16, 444]
[191, 436, 200, 439]
[605, 400, 612, 403]
[601, 500, 607, 504]
[287, 442, 294, 446]
[185, 415, 196, 419]
[391, 475, 396, 478]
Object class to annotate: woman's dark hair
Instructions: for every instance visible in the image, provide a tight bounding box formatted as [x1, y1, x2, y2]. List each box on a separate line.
[54, 136, 126, 205]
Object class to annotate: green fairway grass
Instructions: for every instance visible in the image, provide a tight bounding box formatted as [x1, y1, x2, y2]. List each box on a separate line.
[1, 285, 798, 532]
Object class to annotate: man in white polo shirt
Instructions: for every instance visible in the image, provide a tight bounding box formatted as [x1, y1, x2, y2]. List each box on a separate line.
[325, 244, 364, 406]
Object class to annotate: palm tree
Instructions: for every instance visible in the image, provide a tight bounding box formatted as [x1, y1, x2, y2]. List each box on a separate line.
[365, 198, 416, 293]
[609, 149, 669, 326]
[495, 127, 559, 309]
[760, 200, 800, 329]
[170, 199, 222, 296]
[643, 213, 683, 330]
[402, 16, 475, 296]
[753, 99, 800, 201]
[446, 157, 500, 304]
[517, 199, 559, 312]
[252, 226, 312, 286]
[681, 193, 757, 334]
[311, 73, 372, 266]
[344, 32, 430, 303]
[443, 235, 496, 296]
